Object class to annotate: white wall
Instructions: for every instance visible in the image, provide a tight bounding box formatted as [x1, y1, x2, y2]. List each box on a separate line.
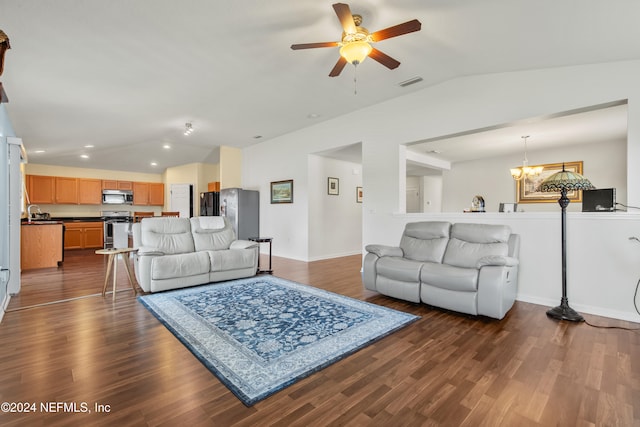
[442, 138, 627, 212]
[243, 60, 640, 320]
[308, 155, 362, 260]
[0, 104, 15, 321]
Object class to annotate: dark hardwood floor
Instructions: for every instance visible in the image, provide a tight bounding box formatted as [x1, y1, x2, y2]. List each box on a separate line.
[1, 250, 639, 426]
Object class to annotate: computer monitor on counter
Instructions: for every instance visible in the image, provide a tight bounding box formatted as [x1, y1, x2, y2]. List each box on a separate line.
[582, 188, 616, 212]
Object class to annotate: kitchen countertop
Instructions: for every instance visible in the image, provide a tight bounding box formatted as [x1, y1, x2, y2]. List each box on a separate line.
[54, 217, 105, 222]
[22, 217, 105, 223]
[21, 220, 65, 225]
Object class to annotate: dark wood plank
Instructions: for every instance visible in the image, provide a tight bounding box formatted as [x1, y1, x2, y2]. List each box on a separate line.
[1, 251, 639, 426]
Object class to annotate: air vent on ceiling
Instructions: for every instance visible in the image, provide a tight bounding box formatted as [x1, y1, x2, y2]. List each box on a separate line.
[398, 76, 423, 87]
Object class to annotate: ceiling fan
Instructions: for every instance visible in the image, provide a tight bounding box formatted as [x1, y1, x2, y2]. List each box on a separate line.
[290, 3, 421, 77]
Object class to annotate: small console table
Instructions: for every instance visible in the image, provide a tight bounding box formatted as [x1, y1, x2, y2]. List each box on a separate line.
[248, 237, 273, 274]
[95, 247, 138, 300]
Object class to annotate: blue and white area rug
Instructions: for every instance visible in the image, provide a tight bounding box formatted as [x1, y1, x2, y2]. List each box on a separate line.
[138, 276, 418, 406]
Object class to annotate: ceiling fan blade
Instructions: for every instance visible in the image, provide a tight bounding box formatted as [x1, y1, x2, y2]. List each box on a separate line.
[329, 57, 348, 77]
[291, 41, 339, 50]
[370, 19, 422, 42]
[369, 48, 400, 70]
[333, 3, 356, 34]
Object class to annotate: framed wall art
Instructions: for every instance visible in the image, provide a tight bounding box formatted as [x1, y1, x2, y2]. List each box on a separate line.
[516, 161, 584, 203]
[270, 180, 293, 204]
[328, 177, 339, 195]
[356, 186, 363, 203]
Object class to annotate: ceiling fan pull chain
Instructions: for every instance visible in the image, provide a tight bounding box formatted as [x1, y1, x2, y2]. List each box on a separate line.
[353, 65, 358, 95]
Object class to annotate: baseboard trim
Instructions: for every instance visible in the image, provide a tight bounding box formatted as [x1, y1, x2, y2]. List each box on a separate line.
[516, 293, 640, 323]
[307, 251, 362, 262]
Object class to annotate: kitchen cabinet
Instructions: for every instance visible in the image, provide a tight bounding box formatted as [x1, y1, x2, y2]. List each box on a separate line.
[64, 221, 103, 249]
[26, 175, 55, 204]
[102, 180, 133, 190]
[26, 174, 164, 206]
[78, 178, 102, 204]
[133, 182, 149, 205]
[21, 223, 64, 269]
[133, 182, 164, 206]
[55, 177, 78, 204]
[148, 183, 164, 206]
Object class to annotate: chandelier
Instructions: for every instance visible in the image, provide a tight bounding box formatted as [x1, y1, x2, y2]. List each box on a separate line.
[510, 136, 543, 181]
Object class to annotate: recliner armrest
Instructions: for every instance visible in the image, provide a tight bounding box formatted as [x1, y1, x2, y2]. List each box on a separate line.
[365, 244, 403, 258]
[230, 240, 258, 250]
[137, 247, 165, 257]
[476, 255, 519, 268]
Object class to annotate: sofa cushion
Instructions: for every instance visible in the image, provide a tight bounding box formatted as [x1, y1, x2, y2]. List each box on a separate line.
[377, 257, 423, 282]
[443, 223, 510, 268]
[190, 216, 236, 251]
[208, 249, 256, 272]
[399, 221, 451, 263]
[420, 262, 478, 292]
[151, 251, 210, 280]
[141, 217, 195, 254]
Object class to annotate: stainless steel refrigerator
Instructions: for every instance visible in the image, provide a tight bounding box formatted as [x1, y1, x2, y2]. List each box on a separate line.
[219, 188, 259, 240]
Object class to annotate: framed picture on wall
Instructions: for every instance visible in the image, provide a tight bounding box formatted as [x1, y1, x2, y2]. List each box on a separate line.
[356, 186, 363, 203]
[516, 161, 584, 203]
[328, 177, 339, 195]
[270, 180, 293, 204]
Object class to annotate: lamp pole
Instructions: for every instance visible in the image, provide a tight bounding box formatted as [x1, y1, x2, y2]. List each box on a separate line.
[546, 187, 584, 322]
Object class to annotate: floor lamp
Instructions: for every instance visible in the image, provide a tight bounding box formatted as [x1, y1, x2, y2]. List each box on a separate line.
[537, 164, 594, 322]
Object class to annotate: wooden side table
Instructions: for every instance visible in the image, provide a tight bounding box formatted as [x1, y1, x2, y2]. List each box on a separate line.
[248, 237, 273, 274]
[95, 247, 138, 300]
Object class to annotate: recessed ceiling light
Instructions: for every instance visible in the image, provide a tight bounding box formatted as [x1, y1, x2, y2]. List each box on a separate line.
[307, 113, 321, 119]
[84, 144, 94, 148]
[162, 144, 171, 149]
[80, 154, 89, 159]
[34, 150, 45, 154]
[150, 162, 158, 166]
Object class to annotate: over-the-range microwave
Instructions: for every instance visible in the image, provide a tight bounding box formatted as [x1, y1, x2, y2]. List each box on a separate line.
[102, 189, 133, 205]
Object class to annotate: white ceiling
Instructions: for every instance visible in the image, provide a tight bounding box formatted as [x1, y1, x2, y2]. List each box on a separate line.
[2, 1, 640, 173]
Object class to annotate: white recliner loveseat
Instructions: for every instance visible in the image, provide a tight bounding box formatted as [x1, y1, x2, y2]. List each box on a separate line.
[363, 221, 520, 319]
[132, 216, 258, 293]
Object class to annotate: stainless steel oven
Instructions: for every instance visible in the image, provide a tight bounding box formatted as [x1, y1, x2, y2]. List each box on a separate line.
[101, 211, 132, 249]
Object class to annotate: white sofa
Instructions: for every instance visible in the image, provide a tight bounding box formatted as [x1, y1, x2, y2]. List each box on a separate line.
[132, 216, 258, 293]
[363, 221, 520, 319]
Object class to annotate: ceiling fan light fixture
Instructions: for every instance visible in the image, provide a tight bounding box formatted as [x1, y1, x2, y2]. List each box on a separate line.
[339, 40, 372, 65]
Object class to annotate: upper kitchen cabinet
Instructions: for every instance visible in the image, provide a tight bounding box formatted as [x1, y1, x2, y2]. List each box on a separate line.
[26, 175, 55, 204]
[133, 182, 164, 206]
[102, 180, 133, 190]
[149, 183, 164, 206]
[78, 178, 102, 204]
[55, 177, 78, 204]
[133, 182, 149, 205]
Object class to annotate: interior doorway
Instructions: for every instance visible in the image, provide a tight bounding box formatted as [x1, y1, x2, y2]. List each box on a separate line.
[170, 184, 194, 218]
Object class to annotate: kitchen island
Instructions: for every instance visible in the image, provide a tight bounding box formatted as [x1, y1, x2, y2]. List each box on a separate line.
[20, 221, 64, 270]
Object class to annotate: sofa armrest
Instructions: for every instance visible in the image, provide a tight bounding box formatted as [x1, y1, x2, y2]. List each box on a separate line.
[230, 240, 258, 250]
[476, 255, 519, 268]
[137, 247, 165, 257]
[365, 244, 403, 258]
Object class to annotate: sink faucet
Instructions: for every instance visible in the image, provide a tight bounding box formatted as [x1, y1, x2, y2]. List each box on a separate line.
[27, 204, 41, 223]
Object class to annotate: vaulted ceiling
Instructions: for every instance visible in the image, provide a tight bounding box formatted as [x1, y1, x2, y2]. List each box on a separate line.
[2, 1, 639, 173]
